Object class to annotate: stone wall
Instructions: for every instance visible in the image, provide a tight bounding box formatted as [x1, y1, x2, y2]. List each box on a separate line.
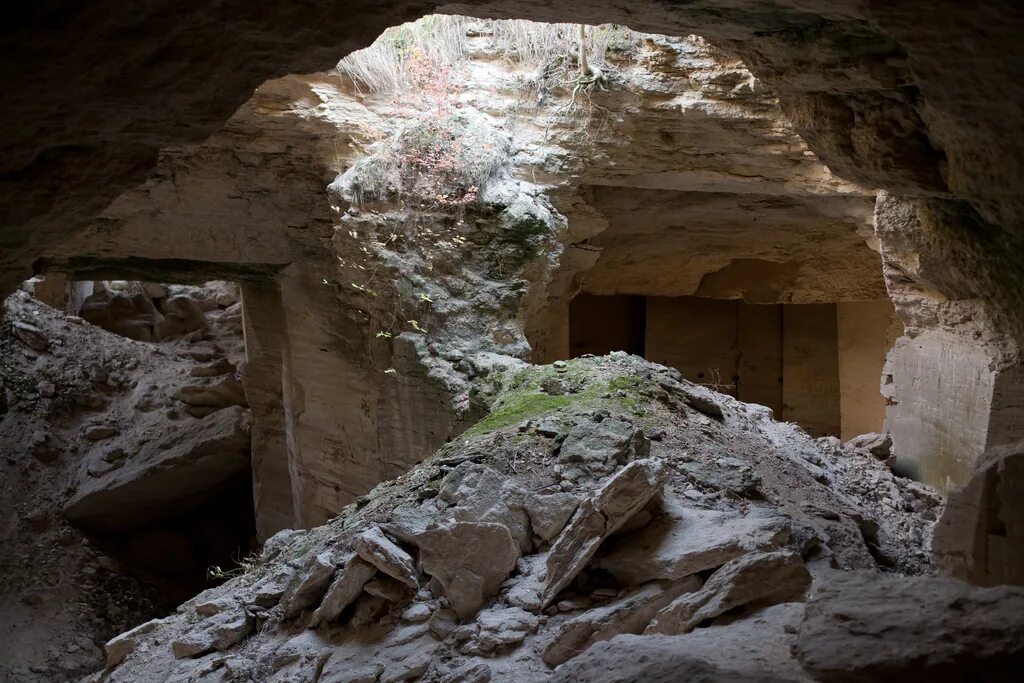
[837, 300, 903, 440]
[645, 297, 740, 398]
[239, 280, 293, 539]
[934, 443, 1024, 586]
[737, 302, 784, 416]
[567, 294, 645, 358]
[885, 331, 997, 488]
[877, 193, 1024, 491]
[781, 304, 841, 437]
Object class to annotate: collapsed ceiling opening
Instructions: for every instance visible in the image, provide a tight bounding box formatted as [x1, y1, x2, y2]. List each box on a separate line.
[2, 5, 1023, 682]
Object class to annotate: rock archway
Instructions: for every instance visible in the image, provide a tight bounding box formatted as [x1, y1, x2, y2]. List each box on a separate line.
[4, 1, 1024, 306]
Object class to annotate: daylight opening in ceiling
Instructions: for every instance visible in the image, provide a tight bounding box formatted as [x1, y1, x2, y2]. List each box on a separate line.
[4, 7, 1024, 682]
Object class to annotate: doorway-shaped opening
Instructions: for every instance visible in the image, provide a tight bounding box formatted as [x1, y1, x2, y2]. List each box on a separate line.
[570, 293, 901, 438]
[88, 476, 256, 606]
[569, 294, 647, 358]
[18, 274, 258, 605]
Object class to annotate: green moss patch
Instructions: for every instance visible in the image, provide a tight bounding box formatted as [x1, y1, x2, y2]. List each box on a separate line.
[462, 357, 660, 439]
[462, 391, 572, 437]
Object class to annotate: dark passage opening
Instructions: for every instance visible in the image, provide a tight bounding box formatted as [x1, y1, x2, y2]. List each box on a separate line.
[90, 474, 256, 606]
[569, 294, 646, 357]
[570, 293, 899, 438]
[23, 274, 259, 606]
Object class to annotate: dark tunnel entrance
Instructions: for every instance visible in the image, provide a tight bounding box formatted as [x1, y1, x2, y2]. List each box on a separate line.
[20, 274, 259, 606]
[570, 293, 901, 438]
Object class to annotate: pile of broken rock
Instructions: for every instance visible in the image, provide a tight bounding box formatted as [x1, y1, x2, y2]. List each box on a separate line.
[0, 285, 251, 682]
[91, 354, 1024, 682]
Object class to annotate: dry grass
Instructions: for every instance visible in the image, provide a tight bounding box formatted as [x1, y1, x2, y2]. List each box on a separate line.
[491, 20, 638, 68]
[338, 15, 470, 94]
[337, 15, 642, 95]
[335, 15, 645, 204]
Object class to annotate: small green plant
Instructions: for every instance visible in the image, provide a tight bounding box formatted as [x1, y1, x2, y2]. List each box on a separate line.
[463, 390, 573, 437]
[207, 552, 261, 581]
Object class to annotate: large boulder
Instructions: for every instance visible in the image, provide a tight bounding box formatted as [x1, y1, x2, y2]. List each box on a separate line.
[543, 577, 702, 667]
[176, 375, 247, 417]
[418, 522, 520, 619]
[556, 416, 650, 484]
[11, 320, 48, 351]
[309, 556, 377, 626]
[645, 550, 811, 635]
[933, 443, 1024, 586]
[280, 552, 338, 620]
[593, 497, 791, 585]
[154, 294, 207, 339]
[353, 526, 419, 588]
[437, 462, 578, 552]
[64, 406, 251, 531]
[541, 459, 668, 606]
[795, 570, 1024, 682]
[551, 604, 809, 683]
[79, 282, 166, 341]
[78, 281, 211, 341]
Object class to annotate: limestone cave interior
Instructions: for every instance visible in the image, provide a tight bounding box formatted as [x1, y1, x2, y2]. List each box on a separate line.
[1, 5, 1023, 682]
